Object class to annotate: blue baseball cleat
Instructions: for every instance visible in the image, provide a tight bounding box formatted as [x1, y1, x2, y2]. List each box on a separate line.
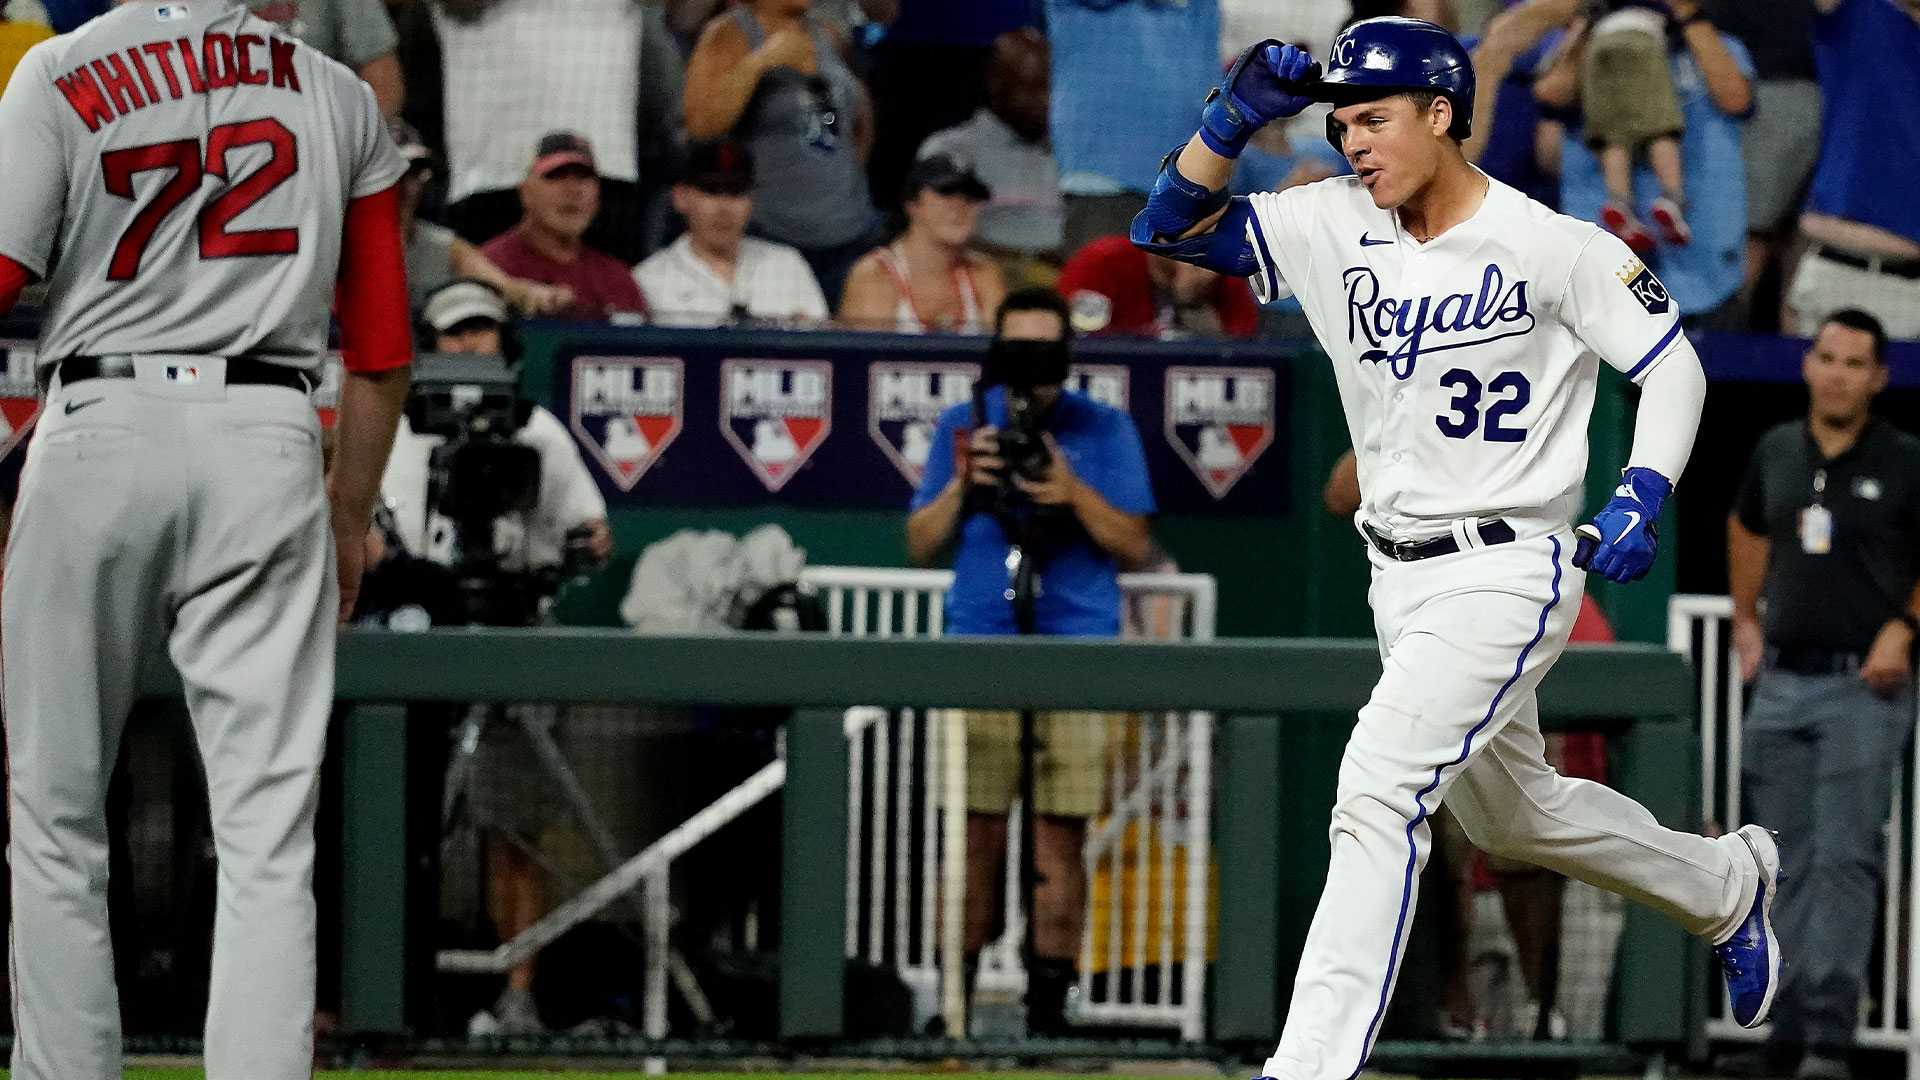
[1715, 825, 1781, 1028]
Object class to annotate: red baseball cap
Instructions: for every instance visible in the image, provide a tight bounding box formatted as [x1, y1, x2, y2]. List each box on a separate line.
[530, 130, 598, 179]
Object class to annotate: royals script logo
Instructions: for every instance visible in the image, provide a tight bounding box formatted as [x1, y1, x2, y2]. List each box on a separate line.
[571, 356, 684, 491]
[719, 359, 832, 492]
[1344, 263, 1537, 380]
[0, 340, 40, 463]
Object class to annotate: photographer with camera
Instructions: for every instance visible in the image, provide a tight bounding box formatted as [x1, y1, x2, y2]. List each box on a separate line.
[378, 279, 613, 584]
[371, 278, 613, 1034]
[904, 286, 1155, 1033]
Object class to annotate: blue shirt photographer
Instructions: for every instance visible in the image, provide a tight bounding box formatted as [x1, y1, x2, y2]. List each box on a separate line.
[912, 386, 1156, 636]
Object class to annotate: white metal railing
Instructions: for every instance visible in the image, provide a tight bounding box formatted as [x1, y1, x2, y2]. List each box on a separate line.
[1669, 594, 1919, 1074]
[806, 566, 1216, 1041]
[439, 568, 1215, 1051]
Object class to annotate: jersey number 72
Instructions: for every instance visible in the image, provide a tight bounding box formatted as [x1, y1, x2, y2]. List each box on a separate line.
[99, 118, 299, 282]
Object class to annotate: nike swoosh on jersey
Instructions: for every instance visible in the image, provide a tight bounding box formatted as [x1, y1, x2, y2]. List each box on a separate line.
[64, 397, 104, 416]
[1359, 233, 1393, 247]
[1612, 510, 1642, 544]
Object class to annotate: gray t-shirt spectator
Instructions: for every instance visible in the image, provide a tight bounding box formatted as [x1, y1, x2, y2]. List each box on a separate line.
[730, 7, 875, 250]
[407, 221, 459, 312]
[1736, 418, 1920, 653]
[919, 110, 1063, 258]
[250, 0, 398, 68]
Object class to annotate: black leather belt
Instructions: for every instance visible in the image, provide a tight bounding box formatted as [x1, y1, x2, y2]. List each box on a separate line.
[1815, 246, 1920, 281]
[1765, 645, 1865, 676]
[54, 355, 313, 392]
[1365, 519, 1517, 562]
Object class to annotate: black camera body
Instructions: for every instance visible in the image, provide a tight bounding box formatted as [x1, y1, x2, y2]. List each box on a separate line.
[972, 337, 1071, 494]
[401, 353, 589, 627]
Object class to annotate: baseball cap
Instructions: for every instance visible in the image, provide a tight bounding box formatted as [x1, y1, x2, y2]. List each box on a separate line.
[529, 130, 598, 179]
[422, 280, 509, 334]
[681, 139, 755, 195]
[903, 153, 991, 202]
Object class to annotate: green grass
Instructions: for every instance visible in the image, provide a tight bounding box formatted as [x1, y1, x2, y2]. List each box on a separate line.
[54, 1074, 1228, 1080]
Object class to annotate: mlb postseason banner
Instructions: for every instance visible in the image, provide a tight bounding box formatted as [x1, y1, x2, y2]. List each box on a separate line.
[533, 326, 1298, 514]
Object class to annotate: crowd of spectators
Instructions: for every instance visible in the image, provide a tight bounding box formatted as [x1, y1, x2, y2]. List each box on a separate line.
[7, 0, 1904, 340]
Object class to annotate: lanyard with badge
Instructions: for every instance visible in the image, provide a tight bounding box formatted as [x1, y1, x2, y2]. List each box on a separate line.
[1800, 468, 1834, 555]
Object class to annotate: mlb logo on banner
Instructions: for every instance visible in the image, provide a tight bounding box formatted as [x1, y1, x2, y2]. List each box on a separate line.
[1164, 366, 1275, 499]
[719, 359, 832, 492]
[1068, 364, 1129, 409]
[571, 356, 684, 491]
[868, 361, 978, 486]
[0, 340, 42, 464]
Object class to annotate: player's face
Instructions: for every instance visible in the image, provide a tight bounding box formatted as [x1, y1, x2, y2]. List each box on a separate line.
[1802, 323, 1886, 424]
[521, 166, 601, 241]
[1330, 95, 1450, 210]
[906, 189, 983, 249]
[674, 185, 753, 255]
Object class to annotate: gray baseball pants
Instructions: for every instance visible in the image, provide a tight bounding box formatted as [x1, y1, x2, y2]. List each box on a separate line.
[1743, 665, 1915, 1053]
[3, 358, 334, 1080]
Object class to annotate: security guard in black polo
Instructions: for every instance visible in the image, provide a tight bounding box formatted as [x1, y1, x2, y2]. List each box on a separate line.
[1725, 309, 1920, 1080]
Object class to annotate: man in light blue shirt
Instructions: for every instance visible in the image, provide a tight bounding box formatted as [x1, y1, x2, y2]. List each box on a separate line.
[1048, 0, 1220, 254]
[1555, 11, 1755, 328]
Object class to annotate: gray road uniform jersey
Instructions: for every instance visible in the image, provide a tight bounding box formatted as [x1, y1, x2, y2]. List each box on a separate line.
[0, 0, 403, 376]
[0, 4, 404, 1079]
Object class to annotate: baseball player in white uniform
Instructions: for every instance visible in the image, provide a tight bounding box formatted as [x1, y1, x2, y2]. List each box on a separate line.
[0, 2, 414, 1077]
[1130, 17, 1780, 1079]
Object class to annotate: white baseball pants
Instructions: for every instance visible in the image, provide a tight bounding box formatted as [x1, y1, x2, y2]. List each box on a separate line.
[1263, 530, 1758, 1080]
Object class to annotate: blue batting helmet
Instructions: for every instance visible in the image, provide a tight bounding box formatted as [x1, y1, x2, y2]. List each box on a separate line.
[1318, 16, 1475, 148]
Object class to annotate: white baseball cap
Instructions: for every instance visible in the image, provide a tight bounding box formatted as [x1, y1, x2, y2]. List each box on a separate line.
[422, 280, 508, 333]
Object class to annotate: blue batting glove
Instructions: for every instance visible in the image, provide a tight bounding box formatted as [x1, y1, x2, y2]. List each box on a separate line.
[1199, 40, 1321, 158]
[1573, 467, 1673, 583]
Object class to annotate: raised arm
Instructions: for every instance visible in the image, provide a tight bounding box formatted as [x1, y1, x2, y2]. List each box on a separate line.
[1130, 40, 1320, 274]
[1668, 3, 1753, 116]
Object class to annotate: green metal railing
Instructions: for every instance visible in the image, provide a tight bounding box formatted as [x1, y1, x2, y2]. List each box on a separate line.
[203, 629, 1697, 1057]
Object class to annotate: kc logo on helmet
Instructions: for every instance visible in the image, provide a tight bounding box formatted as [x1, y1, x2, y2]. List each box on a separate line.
[868, 361, 978, 486]
[0, 340, 40, 464]
[571, 356, 683, 491]
[1068, 364, 1130, 410]
[1164, 366, 1274, 499]
[720, 359, 832, 492]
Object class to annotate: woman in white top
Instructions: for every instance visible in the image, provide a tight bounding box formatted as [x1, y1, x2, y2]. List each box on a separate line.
[838, 154, 1007, 333]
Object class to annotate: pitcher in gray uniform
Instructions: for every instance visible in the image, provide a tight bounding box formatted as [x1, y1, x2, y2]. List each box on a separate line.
[0, 1, 414, 1077]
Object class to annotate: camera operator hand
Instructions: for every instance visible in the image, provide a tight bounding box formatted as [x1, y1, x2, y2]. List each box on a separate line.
[967, 426, 1006, 489]
[1012, 432, 1081, 506]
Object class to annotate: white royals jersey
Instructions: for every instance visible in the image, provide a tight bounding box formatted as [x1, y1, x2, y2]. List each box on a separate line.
[1243, 172, 1684, 541]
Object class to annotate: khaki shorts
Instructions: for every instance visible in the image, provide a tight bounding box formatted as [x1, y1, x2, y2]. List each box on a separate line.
[963, 710, 1113, 818]
[1582, 28, 1684, 149]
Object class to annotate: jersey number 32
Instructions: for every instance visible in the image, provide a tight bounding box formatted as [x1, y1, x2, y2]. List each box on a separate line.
[99, 118, 299, 281]
[1435, 368, 1530, 442]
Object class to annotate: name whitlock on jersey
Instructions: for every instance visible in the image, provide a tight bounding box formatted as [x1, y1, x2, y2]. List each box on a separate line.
[1243, 173, 1684, 541]
[0, 0, 405, 376]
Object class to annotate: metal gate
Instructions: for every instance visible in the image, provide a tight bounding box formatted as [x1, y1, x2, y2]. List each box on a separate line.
[803, 566, 1216, 1040]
